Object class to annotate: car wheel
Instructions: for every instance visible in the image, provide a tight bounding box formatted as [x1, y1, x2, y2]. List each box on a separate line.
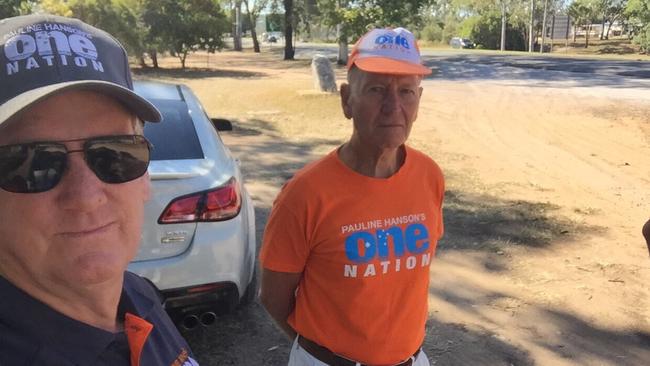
[239, 267, 258, 307]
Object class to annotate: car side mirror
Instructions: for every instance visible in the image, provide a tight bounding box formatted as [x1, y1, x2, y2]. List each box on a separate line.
[211, 118, 233, 131]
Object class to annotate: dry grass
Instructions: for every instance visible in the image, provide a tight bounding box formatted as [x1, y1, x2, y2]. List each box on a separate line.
[133, 50, 351, 153]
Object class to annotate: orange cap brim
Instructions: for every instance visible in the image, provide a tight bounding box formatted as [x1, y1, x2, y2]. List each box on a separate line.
[352, 57, 432, 76]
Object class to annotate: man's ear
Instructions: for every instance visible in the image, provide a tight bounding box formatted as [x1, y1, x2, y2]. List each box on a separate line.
[340, 83, 353, 119]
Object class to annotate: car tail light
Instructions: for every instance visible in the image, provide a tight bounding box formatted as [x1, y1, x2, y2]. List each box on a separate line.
[158, 177, 242, 224]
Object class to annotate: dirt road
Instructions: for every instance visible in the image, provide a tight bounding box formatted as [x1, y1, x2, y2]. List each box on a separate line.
[139, 50, 650, 365]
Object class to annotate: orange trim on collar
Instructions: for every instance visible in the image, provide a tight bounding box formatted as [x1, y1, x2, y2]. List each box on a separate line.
[124, 312, 154, 366]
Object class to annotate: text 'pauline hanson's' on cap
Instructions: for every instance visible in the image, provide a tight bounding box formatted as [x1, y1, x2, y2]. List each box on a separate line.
[0, 13, 161, 126]
[347, 27, 432, 76]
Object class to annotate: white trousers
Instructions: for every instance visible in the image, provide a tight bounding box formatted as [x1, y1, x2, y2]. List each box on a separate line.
[287, 337, 431, 366]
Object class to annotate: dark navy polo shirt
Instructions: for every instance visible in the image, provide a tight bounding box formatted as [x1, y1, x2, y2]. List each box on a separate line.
[0, 271, 199, 366]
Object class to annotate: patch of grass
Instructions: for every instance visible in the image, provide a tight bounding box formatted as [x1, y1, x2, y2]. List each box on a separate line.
[548, 37, 650, 61]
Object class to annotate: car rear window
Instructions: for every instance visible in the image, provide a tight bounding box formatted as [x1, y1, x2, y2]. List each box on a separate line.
[143, 99, 205, 160]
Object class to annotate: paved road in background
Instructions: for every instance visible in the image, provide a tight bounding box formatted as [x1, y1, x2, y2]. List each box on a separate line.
[295, 42, 650, 78]
[421, 52, 650, 79]
[296, 43, 650, 101]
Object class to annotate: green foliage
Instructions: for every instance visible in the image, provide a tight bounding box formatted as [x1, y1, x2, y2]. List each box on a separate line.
[632, 23, 650, 51]
[626, 0, 650, 51]
[421, 0, 540, 50]
[468, 10, 526, 50]
[420, 22, 444, 42]
[626, 0, 650, 21]
[67, 0, 145, 58]
[568, 0, 600, 24]
[458, 15, 479, 38]
[10, 0, 230, 68]
[0, 0, 27, 18]
[38, 0, 72, 16]
[316, 0, 434, 42]
[142, 0, 229, 68]
[441, 20, 459, 43]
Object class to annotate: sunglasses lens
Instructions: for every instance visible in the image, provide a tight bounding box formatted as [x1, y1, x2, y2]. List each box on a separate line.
[0, 144, 66, 193]
[85, 136, 150, 184]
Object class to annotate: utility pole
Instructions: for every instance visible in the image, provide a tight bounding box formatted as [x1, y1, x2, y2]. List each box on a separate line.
[500, 0, 507, 51]
[540, 0, 549, 53]
[529, 0, 535, 52]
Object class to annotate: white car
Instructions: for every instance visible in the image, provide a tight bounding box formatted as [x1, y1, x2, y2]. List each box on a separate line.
[449, 37, 475, 49]
[128, 81, 256, 329]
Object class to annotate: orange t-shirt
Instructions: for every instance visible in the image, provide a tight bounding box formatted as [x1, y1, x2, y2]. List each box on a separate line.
[260, 146, 444, 365]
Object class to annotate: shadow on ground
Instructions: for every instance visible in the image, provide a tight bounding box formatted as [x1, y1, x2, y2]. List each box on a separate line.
[439, 190, 606, 253]
[136, 48, 314, 75]
[427, 285, 650, 366]
[133, 67, 267, 80]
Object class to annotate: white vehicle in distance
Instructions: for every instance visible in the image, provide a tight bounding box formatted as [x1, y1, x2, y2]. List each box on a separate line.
[449, 37, 476, 49]
[128, 80, 256, 330]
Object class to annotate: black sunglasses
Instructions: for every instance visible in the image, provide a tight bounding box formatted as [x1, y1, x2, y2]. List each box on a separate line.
[0, 135, 152, 194]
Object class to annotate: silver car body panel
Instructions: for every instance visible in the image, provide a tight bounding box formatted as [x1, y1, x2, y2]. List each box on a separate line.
[128, 82, 256, 298]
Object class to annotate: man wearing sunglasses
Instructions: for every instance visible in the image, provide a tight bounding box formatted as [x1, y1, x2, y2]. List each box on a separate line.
[0, 14, 198, 365]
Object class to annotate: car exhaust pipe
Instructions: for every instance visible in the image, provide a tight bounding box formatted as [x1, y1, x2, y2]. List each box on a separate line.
[199, 312, 217, 327]
[181, 314, 200, 330]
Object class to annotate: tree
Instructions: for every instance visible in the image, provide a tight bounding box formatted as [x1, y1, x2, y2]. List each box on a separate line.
[283, 0, 295, 59]
[568, 0, 599, 47]
[243, 0, 270, 52]
[626, 0, 650, 52]
[143, 0, 229, 68]
[231, 0, 243, 51]
[469, 9, 527, 49]
[597, 0, 627, 39]
[64, 0, 149, 66]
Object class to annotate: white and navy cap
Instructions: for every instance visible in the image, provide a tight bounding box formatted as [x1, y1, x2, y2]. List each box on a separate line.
[0, 14, 161, 126]
[347, 27, 431, 76]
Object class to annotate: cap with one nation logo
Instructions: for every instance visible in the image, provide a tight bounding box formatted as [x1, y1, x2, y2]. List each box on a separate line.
[347, 27, 431, 76]
[0, 14, 161, 126]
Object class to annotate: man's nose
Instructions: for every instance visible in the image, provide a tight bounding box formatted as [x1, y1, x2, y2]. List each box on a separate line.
[380, 88, 401, 114]
[55, 151, 108, 211]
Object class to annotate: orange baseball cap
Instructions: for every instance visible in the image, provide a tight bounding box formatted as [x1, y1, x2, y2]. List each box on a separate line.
[347, 27, 431, 76]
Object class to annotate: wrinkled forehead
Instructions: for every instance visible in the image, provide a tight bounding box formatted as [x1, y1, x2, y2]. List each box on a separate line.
[347, 68, 423, 93]
[347, 66, 423, 85]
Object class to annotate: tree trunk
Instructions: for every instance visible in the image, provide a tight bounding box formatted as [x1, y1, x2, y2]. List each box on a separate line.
[138, 55, 147, 68]
[336, 20, 347, 65]
[500, 0, 507, 51]
[605, 22, 613, 39]
[600, 14, 606, 40]
[585, 24, 590, 48]
[180, 51, 187, 69]
[151, 50, 159, 69]
[540, 0, 548, 53]
[234, 1, 243, 51]
[528, 0, 535, 52]
[243, 0, 260, 53]
[573, 25, 577, 42]
[283, 0, 295, 60]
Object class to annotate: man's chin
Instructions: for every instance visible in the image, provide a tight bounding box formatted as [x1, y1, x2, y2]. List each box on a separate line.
[71, 254, 128, 286]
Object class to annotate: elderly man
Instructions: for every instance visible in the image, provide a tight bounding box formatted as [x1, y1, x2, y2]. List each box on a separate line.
[0, 14, 197, 365]
[260, 27, 444, 366]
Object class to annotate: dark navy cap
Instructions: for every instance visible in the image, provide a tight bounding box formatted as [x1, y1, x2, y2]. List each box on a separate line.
[0, 14, 161, 126]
